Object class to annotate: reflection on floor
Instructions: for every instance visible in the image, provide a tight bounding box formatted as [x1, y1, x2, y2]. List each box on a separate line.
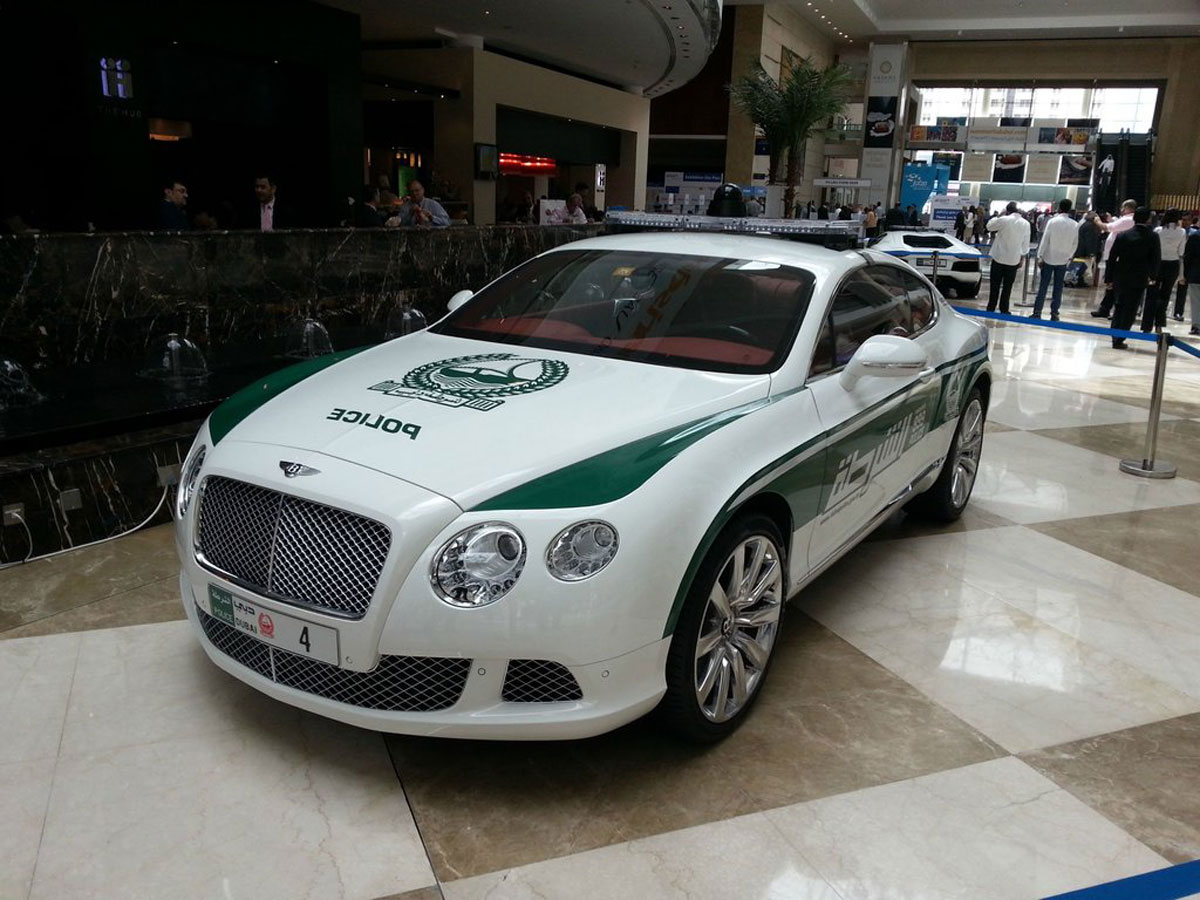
[4, 282, 1200, 899]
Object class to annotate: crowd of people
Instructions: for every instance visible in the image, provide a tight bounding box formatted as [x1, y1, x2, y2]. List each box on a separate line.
[962, 198, 1200, 345]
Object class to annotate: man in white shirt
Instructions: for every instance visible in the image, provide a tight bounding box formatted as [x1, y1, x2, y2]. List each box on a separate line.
[1031, 198, 1080, 320]
[985, 202, 1031, 314]
[1092, 199, 1137, 317]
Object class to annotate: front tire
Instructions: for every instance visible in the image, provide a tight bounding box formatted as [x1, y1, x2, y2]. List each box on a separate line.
[908, 388, 985, 522]
[660, 515, 785, 742]
[956, 281, 981, 299]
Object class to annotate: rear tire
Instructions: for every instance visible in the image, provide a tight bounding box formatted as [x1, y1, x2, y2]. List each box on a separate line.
[907, 388, 985, 522]
[660, 514, 785, 743]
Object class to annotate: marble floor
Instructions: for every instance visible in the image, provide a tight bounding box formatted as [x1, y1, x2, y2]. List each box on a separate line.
[4, 280, 1200, 899]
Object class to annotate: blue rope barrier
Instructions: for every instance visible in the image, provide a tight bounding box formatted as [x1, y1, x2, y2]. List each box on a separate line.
[950, 306, 1157, 343]
[1169, 335, 1200, 362]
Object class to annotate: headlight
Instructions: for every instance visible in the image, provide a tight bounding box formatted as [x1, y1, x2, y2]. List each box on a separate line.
[546, 521, 619, 582]
[175, 443, 207, 520]
[431, 523, 526, 608]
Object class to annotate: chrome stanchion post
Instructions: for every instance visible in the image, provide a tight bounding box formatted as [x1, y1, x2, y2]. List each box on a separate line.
[931, 250, 940, 287]
[1020, 252, 1030, 305]
[1120, 331, 1177, 479]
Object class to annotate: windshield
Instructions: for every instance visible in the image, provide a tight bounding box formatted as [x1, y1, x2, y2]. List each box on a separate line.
[901, 235, 954, 249]
[433, 249, 816, 374]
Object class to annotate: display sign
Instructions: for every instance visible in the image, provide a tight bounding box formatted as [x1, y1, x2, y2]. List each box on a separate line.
[1029, 126, 1096, 151]
[865, 96, 898, 147]
[933, 152, 962, 181]
[928, 195, 977, 233]
[900, 164, 950, 212]
[868, 43, 905, 95]
[960, 152, 994, 183]
[813, 178, 873, 188]
[967, 124, 1029, 151]
[992, 154, 1027, 184]
[1026, 154, 1061, 185]
[908, 125, 962, 143]
[1059, 155, 1093, 185]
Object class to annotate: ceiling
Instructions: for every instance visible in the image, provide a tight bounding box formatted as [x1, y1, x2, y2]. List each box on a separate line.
[318, 0, 720, 96]
[726, 0, 1200, 45]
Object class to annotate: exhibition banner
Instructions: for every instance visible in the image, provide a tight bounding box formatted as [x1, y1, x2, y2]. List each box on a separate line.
[960, 152, 994, 182]
[1059, 155, 1093, 185]
[1025, 154, 1062, 185]
[933, 152, 962, 180]
[929, 195, 978, 233]
[865, 96, 899, 147]
[868, 43, 905, 96]
[992, 154, 1027, 184]
[967, 124, 1028, 151]
[1028, 126, 1096, 152]
[908, 125, 962, 143]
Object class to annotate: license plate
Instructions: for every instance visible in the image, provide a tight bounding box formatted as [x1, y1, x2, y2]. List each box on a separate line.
[916, 257, 937, 267]
[206, 584, 339, 666]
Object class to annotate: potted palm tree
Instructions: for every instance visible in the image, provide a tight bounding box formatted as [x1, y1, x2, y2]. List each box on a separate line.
[729, 58, 853, 218]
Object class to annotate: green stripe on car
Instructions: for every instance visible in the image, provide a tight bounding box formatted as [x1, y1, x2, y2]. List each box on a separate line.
[208, 347, 370, 446]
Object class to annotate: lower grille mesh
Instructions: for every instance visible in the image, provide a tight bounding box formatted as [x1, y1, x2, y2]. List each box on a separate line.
[198, 606, 470, 712]
[502, 659, 583, 702]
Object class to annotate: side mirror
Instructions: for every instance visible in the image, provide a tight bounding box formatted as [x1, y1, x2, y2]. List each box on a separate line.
[839, 334, 929, 390]
[446, 289, 474, 313]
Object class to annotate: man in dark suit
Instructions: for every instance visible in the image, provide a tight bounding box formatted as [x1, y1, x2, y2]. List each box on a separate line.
[1106, 206, 1160, 349]
[251, 175, 289, 230]
[1183, 222, 1200, 335]
[354, 185, 384, 228]
[157, 179, 190, 230]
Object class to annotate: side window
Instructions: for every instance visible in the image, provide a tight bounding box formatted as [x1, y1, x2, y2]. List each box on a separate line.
[902, 271, 935, 333]
[810, 266, 921, 377]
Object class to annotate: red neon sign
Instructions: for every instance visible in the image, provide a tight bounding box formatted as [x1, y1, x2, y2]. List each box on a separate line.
[499, 152, 557, 173]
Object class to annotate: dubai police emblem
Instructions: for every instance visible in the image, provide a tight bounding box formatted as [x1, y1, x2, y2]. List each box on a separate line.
[368, 353, 569, 412]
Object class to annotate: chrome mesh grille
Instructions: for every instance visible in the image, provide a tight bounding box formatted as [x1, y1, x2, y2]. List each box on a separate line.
[196, 476, 391, 619]
[198, 606, 470, 711]
[502, 659, 583, 702]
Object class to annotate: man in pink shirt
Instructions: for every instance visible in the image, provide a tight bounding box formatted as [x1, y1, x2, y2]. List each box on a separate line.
[1091, 199, 1137, 317]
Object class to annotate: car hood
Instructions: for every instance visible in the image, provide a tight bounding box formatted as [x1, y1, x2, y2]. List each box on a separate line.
[217, 332, 771, 509]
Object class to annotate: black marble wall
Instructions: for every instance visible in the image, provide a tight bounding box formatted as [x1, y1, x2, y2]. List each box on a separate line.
[0, 225, 601, 561]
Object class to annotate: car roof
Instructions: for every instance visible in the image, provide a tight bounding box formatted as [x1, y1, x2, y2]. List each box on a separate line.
[872, 230, 982, 255]
[544, 232, 866, 283]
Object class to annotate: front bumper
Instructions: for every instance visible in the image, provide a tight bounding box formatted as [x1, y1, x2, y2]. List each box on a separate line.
[181, 574, 670, 739]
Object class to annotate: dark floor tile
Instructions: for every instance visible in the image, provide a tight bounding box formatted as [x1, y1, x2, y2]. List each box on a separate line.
[385, 613, 1004, 881]
[1022, 713, 1200, 864]
[1032, 419, 1200, 482]
[1031, 503, 1200, 599]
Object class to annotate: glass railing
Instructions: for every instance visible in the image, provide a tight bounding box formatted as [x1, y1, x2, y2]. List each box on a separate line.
[823, 124, 864, 142]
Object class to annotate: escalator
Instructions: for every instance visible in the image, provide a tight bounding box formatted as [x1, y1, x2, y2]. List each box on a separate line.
[1093, 132, 1153, 213]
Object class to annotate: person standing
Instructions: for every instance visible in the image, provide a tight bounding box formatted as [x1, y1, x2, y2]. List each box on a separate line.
[1091, 199, 1138, 317]
[1148, 209, 1185, 331]
[985, 201, 1031, 314]
[863, 204, 878, 238]
[1031, 199, 1080, 320]
[158, 179, 190, 230]
[1183, 223, 1200, 336]
[251, 175, 286, 231]
[973, 207, 988, 245]
[1076, 212, 1102, 286]
[1107, 207, 1160, 349]
[954, 207, 967, 242]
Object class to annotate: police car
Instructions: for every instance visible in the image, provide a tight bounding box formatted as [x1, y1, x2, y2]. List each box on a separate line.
[871, 229, 985, 299]
[174, 232, 991, 742]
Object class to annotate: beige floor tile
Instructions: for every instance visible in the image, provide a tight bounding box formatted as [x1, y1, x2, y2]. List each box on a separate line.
[867, 503, 1015, 543]
[387, 614, 1003, 881]
[1023, 713, 1200, 864]
[765, 757, 1168, 900]
[0, 758, 56, 900]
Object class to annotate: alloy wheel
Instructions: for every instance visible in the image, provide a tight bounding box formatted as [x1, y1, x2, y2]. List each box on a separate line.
[692, 534, 783, 722]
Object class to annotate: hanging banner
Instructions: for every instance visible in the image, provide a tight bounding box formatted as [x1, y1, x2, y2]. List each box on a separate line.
[993, 154, 1027, 184]
[967, 124, 1028, 151]
[960, 152, 994, 182]
[908, 125, 962, 144]
[865, 96, 898, 147]
[1059, 155, 1094, 185]
[868, 44, 905, 96]
[1026, 154, 1061, 185]
[933, 152, 962, 180]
